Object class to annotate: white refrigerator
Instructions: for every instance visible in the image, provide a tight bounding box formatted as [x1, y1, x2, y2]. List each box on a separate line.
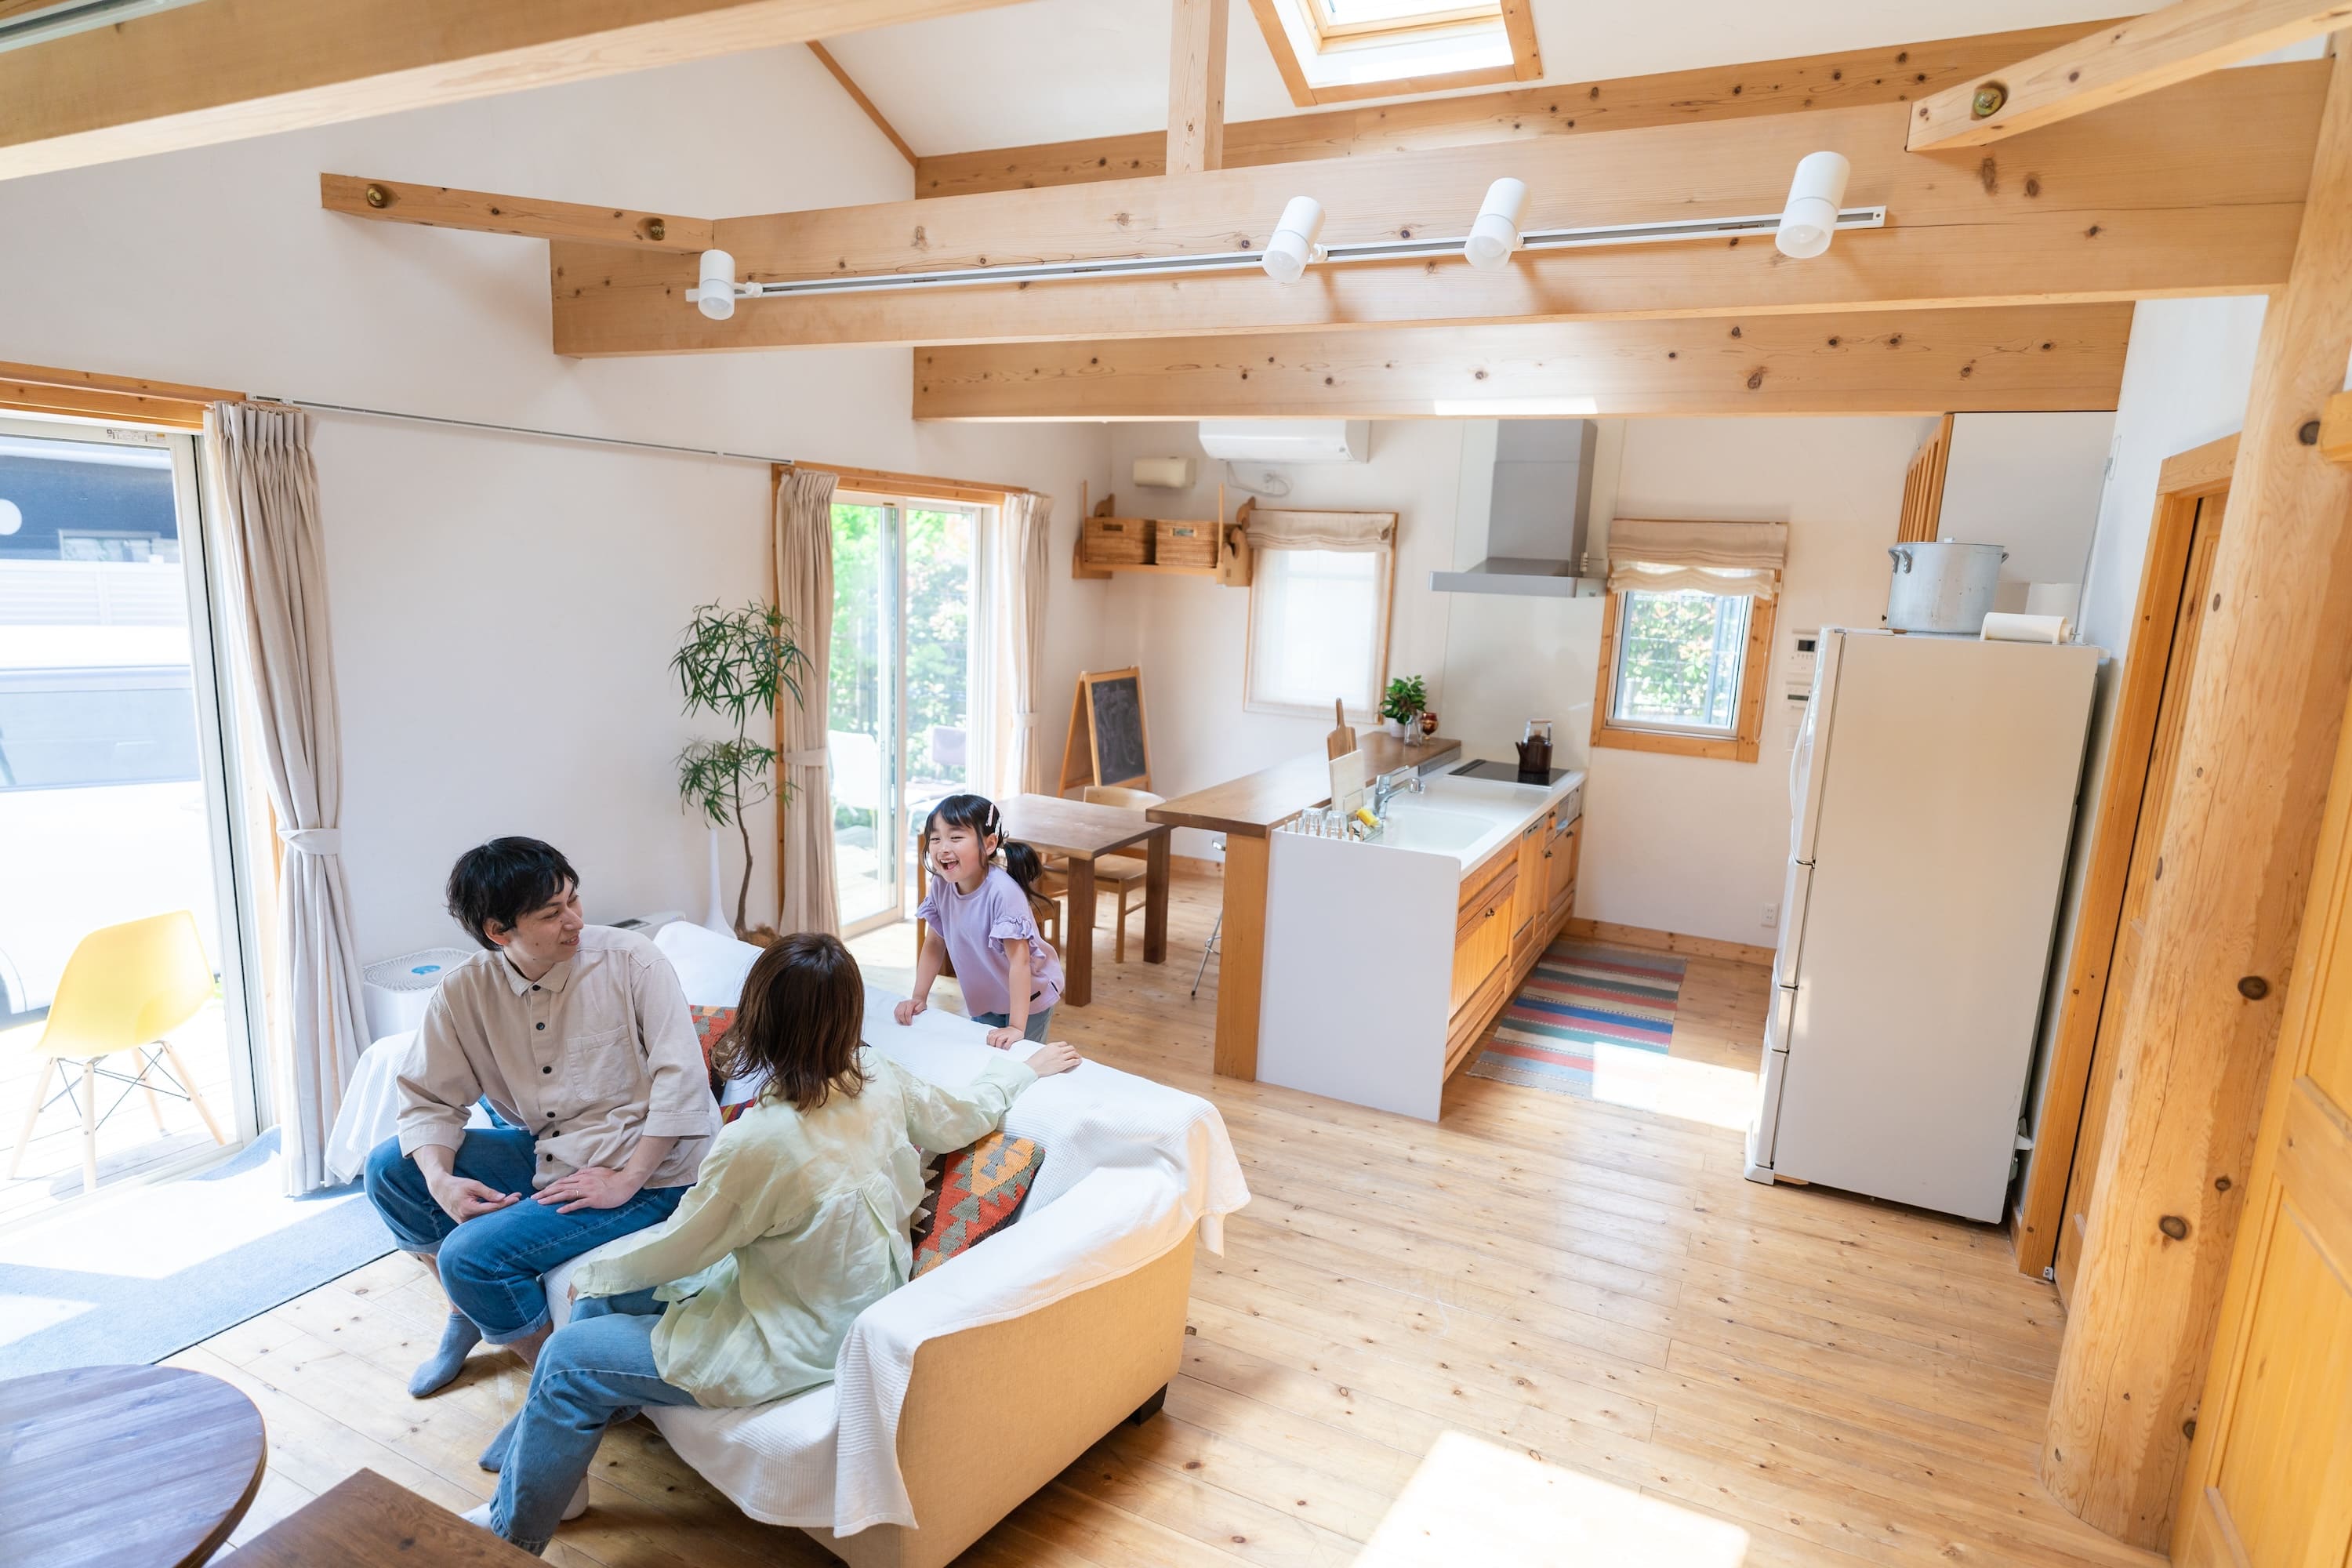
[1744, 628, 2099, 1223]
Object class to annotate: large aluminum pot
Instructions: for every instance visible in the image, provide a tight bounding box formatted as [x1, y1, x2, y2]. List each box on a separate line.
[1886, 541, 2007, 633]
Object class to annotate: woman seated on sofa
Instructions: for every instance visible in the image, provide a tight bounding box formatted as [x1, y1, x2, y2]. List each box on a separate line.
[463, 931, 1081, 1555]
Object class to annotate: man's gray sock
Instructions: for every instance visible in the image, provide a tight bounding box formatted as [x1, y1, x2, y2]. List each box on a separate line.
[409, 1311, 481, 1398]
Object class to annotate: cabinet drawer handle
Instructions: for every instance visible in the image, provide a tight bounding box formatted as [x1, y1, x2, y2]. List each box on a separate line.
[1544, 851, 1553, 858]
[1485, 906, 1497, 918]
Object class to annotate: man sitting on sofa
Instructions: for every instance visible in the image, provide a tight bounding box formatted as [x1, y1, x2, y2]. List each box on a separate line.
[363, 837, 717, 1398]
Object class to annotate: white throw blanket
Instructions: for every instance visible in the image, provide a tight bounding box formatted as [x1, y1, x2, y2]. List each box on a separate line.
[546, 981, 1249, 1534]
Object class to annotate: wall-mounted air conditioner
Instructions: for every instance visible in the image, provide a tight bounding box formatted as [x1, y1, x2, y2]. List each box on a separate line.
[1197, 419, 1370, 465]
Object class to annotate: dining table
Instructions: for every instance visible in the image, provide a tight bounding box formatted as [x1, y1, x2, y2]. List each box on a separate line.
[913, 792, 1171, 1007]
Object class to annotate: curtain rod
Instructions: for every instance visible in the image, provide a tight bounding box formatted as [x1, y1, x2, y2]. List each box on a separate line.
[252, 395, 797, 467]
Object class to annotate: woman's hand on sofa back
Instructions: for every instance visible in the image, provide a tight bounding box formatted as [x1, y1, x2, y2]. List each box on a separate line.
[1025, 1042, 1083, 1078]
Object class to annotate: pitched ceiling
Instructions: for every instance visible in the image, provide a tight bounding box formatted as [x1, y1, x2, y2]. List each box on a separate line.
[819, 0, 2124, 158]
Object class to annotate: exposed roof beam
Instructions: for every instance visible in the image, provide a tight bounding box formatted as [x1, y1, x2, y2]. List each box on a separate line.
[0, 0, 1019, 183]
[909, 306, 2133, 420]
[1908, 0, 2352, 151]
[547, 62, 2323, 356]
[321, 173, 713, 252]
[1167, 0, 1231, 176]
[915, 18, 2124, 198]
[807, 42, 919, 168]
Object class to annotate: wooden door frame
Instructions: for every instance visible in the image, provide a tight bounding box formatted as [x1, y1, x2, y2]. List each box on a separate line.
[2014, 432, 2239, 1281]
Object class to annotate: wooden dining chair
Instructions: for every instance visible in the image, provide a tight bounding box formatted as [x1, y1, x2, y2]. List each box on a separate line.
[1080, 785, 1166, 964]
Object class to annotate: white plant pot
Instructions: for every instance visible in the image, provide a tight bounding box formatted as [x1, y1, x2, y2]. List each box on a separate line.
[702, 827, 732, 935]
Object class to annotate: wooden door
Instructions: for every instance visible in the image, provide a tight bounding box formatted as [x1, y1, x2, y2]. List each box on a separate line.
[2174, 678, 2352, 1567]
[2055, 494, 2226, 1303]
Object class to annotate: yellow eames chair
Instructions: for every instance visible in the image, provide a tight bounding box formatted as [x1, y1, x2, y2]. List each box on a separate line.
[5, 911, 228, 1196]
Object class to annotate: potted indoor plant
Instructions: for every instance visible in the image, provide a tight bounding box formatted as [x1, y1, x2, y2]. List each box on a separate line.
[1381, 674, 1428, 739]
[673, 601, 810, 940]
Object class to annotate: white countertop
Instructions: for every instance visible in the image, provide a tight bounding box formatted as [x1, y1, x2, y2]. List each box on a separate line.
[1352, 768, 1585, 869]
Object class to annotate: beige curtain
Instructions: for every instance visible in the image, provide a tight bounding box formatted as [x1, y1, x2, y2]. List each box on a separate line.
[775, 466, 840, 937]
[1243, 506, 1395, 552]
[995, 491, 1052, 797]
[206, 402, 371, 1195]
[1606, 517, 1787, 599]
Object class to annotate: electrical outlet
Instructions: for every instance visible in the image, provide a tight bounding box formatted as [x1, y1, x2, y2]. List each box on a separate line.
[1761, 903, 1779, 929]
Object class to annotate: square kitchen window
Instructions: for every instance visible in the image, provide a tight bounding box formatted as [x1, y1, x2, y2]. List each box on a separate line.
[1245, 539, 1393, 720]
[1610, 589, 1751, 735]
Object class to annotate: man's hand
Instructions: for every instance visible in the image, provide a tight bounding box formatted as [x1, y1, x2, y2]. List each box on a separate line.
[894, 996, 928, 1025]
[984, 1025, 1023, 1051]
[535, 1165, 644, 1214]
[428, 1173, 521, 1223]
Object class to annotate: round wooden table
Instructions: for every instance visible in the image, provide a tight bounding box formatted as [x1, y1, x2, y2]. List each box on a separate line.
[0, 1365, 266, 1568]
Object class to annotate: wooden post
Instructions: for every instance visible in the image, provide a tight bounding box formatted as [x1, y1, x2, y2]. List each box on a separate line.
[1167, 0, 1228, 176]
[2042, 36, 2352, 1551]
[1212, 833, 1269, 1080]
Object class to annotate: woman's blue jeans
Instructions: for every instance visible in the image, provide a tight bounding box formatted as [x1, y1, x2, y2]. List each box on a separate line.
[492, 1290, 696, 1553]
[362, 1131, 684, 1343]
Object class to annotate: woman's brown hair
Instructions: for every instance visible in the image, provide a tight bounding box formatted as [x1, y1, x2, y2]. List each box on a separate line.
[713, 932, 869, 1112]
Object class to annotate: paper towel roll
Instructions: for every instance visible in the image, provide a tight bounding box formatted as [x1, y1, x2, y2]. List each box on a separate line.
[1133, 456, 1193, 489]
[1980, 612, 2070, 644]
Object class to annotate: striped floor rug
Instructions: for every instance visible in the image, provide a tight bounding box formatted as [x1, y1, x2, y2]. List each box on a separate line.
[1465, 939, 1687, 1099]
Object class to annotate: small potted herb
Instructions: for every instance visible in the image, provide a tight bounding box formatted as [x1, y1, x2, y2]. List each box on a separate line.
[1381, 674, 1428, 738]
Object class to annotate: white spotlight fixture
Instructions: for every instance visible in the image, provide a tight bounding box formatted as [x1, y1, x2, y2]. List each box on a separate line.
[686, 249, 739, 321]
[1261, 197, 1326, 285]
[1464, 177, 1528, 270]
[1775, 151, 1852, 260]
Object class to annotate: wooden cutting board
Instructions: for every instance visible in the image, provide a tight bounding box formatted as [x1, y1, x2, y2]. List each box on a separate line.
[1327, 699, 1355, 761]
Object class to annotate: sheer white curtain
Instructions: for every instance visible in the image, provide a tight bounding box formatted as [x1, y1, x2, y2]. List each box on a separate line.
[991, 491, 1052, 797]
[206, 401, 371, 1195]
[775, 466, 840, 936]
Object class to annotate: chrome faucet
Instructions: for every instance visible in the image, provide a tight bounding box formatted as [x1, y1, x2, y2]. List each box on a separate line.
[1370, 766, 1424, 817]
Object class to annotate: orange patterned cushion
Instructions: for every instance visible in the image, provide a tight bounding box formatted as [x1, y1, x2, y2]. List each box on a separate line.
[689, 1005, 735, 1099]
[909, 1131, 1043, 1279]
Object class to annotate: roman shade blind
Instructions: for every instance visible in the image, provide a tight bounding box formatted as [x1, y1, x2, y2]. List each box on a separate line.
[1606, 518, 1788, 600]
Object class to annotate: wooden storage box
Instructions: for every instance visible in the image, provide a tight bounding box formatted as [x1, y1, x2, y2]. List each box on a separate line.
[1081, 516, 1150, 566]
[1153, 519, 1217, 570]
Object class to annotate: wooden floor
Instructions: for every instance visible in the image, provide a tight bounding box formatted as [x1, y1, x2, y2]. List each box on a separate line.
[182, 867, 2158, 1566]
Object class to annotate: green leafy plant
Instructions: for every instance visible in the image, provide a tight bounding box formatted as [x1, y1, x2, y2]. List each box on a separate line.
[1381, 674, 1429, 726]
[673, 601, 809, 936]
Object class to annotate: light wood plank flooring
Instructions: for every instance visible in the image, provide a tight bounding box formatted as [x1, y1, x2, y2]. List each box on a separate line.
[183, 868, 2154, 1566]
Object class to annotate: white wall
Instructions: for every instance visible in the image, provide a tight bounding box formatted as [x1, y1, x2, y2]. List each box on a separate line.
[1937, 412, 2115, 617]
[1584, 418, 1936, 944]
[0, 46, 1112, 958]
[2016, 297, 2268, 1173]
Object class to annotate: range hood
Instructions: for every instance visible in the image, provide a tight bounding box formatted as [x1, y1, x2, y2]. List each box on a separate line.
[1431, 419, 1603, 599]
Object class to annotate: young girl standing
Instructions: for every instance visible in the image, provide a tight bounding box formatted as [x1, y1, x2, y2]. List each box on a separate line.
[895, 793, 1066, 1047]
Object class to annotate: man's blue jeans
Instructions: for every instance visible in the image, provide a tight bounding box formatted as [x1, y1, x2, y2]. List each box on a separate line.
[492, 1290, 697, 1553]
[361, 1131, 684, 1344]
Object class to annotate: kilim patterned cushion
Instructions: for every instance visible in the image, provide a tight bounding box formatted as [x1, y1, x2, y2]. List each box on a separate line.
[909, 1131, 1044, 1279]
[689, 1005, 736, 1099]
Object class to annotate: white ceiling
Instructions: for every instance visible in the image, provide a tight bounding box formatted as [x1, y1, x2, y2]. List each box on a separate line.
[822, 0, 2124, 158]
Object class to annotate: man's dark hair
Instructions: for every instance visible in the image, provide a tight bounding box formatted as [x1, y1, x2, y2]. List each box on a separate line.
[446, 837, 579, 949]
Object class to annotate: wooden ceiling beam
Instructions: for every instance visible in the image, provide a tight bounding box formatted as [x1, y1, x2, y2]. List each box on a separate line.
[321, 173, 713, 252]
[807, 42, 919, 168]
[1909, 0, 2352, 151]
[0, 0, 1021, 183]
[548, 62, 2323, 355]
[1167, 0, 1230, 176]
[909, 306, 2134, 421]
[915, 18, 2124, 198]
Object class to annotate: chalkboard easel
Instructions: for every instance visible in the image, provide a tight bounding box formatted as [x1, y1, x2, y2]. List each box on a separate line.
[1060, 666, 1151, 793]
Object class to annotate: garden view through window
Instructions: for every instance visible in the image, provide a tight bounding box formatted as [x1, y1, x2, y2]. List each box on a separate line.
[1609, 587, 1752, 736]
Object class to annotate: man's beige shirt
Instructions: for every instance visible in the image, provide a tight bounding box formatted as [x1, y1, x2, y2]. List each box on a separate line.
[396, 925, 715, 1190]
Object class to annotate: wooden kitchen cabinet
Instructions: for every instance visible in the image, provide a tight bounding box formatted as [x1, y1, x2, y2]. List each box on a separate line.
[1450, 851, 1518, 1018]
[1546, 815, 1580, 929]
[1509, 811, 1553, 981]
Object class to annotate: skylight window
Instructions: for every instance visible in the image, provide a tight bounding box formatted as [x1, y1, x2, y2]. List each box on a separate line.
[1249, 0, 1538, 106]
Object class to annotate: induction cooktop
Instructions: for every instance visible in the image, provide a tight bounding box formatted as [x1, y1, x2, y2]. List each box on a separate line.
[1451, 758, 1572, 786]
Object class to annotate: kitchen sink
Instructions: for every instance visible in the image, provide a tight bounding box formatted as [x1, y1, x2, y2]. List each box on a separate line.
[1376, 802, 1491, 854]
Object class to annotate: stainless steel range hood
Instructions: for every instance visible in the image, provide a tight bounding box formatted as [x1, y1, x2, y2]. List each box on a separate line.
[1431, 419, 1603, 599]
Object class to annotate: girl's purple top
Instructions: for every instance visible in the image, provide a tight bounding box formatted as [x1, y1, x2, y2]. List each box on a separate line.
[916, 864, 1065, 1018]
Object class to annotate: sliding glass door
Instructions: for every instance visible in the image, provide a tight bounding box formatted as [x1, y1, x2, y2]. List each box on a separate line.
[0, 417, 260, 1215]
[829, 494, 982, 935]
